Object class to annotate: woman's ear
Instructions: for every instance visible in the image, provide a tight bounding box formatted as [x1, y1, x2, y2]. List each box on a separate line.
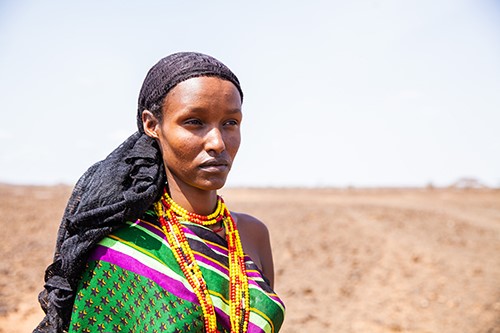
[142, 110, 160, 138]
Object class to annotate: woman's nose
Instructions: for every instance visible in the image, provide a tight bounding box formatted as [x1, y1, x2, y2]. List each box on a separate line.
[205, 127, 225, 154]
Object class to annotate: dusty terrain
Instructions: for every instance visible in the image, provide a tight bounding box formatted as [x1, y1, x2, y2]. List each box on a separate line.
[0, 185, 499, 332]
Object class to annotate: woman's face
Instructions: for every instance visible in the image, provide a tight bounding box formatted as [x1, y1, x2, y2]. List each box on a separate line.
[145, 76, 242, 192]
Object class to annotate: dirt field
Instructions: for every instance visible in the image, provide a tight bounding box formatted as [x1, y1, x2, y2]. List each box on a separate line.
[1, 185, 499, 332]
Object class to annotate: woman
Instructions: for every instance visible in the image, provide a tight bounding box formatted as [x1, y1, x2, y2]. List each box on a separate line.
[35, 52, 285, 333]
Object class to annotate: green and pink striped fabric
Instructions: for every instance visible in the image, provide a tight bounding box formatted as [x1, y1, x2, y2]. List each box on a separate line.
[68, 212, 285, 333]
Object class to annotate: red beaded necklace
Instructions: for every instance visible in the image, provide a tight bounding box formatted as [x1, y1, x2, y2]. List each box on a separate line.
[154, 189, 250, 333]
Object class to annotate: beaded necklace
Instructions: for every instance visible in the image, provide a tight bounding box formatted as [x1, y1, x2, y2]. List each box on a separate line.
[154, 189, 250, 333]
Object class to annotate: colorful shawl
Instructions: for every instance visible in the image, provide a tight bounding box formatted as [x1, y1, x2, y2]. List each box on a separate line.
[68, 210, 285, 333]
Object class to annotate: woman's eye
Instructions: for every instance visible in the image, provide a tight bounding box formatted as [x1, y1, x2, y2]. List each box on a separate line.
[184, 119, 203, 126]
[224, 120, 239, 126]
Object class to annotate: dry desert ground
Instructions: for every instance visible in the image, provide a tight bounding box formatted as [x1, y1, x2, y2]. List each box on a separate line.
[0, 185, 499, 332]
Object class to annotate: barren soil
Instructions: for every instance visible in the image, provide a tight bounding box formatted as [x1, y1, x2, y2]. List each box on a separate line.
[1, 185, 499, 332]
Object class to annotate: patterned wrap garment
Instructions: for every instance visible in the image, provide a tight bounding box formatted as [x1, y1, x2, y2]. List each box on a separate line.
[68, 208, 285, 333]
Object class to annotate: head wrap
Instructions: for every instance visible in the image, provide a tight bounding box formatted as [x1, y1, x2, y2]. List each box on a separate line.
[34, 52, 243, 332]
[137, 52, 243, 131]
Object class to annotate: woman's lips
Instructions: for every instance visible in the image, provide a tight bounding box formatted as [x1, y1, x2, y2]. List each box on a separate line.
[199, 159, 230, 172]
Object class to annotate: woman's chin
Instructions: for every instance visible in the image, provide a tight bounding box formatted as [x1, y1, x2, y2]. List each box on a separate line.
[196, 178, 228, 191]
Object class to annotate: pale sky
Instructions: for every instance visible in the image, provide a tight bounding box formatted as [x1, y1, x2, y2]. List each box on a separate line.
[1, 0, 499, 187]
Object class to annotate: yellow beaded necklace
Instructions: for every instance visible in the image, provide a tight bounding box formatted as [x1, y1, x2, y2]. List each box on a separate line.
[154, 189, 250, 333]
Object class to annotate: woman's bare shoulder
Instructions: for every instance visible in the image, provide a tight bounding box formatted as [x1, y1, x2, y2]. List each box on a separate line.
[232, 212, 269, 236]
[232, 212, 275, 288]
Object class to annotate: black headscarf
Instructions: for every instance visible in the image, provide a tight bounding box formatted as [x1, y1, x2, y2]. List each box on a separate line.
[34, 52, 243, 333]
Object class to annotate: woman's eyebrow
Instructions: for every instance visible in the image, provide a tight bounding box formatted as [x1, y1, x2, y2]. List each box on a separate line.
[182, 107, 242, 114]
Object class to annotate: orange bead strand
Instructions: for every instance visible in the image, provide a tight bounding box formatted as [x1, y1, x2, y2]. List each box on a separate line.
[154, 189, 250, 333]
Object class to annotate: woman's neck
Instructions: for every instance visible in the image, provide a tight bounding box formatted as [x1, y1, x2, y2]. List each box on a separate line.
[166, 174, 219, 216]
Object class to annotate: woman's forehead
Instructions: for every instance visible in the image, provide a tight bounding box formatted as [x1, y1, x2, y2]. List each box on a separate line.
[162, 77, 242, 114]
